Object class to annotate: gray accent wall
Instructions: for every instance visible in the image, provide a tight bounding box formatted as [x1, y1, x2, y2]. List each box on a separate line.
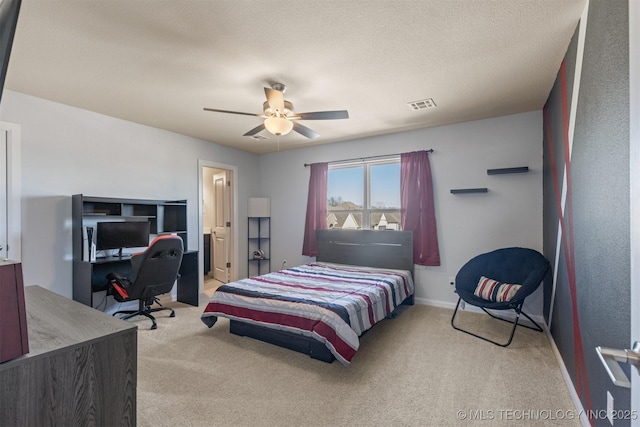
[543, 0, 630, 422]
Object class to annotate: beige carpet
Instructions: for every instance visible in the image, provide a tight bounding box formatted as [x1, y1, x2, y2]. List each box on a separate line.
[135, 296, 580, 426]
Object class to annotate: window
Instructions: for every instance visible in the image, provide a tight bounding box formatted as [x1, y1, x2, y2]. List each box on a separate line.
[327, 158, 401, 230]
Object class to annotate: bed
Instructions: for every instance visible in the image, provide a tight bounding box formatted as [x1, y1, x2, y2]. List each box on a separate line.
[201, 229, 415, 364]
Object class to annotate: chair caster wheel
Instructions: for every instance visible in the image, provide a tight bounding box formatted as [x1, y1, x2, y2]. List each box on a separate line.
[170, 312, 175, 318]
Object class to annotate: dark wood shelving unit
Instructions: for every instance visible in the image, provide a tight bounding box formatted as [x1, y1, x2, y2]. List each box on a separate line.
[72, 194, 199, 307]
[248, 217, 270, 277]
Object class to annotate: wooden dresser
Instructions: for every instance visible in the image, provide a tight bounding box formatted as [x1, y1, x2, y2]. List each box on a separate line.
[0, 285, 137, 426]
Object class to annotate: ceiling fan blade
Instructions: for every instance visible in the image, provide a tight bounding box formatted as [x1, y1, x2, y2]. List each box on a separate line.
[292, 121, 319, 139]
[293, 110, 349, 120]
[243, 123, 266, 137]
[264, 87, 285, 112]
[203, 108, 262, 117]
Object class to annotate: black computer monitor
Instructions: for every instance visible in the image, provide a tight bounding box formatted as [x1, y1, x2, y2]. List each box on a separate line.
[96, 221, 150, 252]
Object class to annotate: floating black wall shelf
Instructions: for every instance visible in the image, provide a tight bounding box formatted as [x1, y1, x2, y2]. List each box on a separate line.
[487, 166, 529, 175]
[450, 188, 488, 194]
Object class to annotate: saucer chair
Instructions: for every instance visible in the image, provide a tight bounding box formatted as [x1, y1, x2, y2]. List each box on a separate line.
[450, 247, 550, 347]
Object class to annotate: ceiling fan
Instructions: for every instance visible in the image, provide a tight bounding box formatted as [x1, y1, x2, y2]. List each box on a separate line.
[203, 83, 349, 139]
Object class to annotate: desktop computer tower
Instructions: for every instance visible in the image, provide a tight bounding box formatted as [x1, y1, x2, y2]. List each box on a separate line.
[83, 226, 96, 262]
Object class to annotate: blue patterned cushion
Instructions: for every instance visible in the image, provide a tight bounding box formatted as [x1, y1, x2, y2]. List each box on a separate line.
[474, 276, 521, 302]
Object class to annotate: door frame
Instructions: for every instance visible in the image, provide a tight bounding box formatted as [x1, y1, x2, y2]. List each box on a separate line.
[629, 0, 639, 422]
[198, 159, 238, 292]
[0, 121, 20, 261]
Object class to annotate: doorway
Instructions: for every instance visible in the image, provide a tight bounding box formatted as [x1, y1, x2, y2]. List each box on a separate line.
[200, 162, 236, 296]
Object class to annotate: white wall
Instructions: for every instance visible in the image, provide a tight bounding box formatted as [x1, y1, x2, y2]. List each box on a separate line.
[0, 89, 544, 315]
[0, 90, 259, 299]
[258, 111, 544, 314]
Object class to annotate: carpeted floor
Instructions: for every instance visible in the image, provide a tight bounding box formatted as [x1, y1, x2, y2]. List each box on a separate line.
[134, 296, 580, 426]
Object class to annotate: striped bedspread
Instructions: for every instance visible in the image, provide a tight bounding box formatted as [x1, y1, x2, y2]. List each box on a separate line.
[201, 262, 414, 365]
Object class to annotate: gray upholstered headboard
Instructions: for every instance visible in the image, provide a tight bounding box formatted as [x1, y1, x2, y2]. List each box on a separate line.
[316, 229, 414, 277]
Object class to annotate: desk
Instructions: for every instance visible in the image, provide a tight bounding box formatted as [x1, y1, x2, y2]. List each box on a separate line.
[0, 286, 137, 426]
[177, 250, 199, 306]
[73, 249, 199, 307]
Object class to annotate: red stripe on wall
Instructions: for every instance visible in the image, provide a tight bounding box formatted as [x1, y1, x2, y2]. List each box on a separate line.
[544, 60, 593, 421]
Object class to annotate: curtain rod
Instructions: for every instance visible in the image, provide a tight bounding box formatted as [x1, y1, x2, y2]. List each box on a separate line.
[303, 149, 433, 167]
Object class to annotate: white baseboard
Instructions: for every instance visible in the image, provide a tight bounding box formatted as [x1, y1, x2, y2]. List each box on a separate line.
[414, 296, 457, 310]
[544, 328, 589, 427]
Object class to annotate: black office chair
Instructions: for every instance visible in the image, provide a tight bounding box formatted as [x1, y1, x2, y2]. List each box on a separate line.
[450, 247, 550, 347]
[108, 235, 184, 329]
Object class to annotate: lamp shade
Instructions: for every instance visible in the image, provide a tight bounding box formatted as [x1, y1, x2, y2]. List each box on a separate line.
[248, 198, 270, 217]
[264, 117, 293, 136]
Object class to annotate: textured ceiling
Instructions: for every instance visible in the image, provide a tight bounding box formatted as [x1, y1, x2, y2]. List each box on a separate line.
[5, 0, 586, 154]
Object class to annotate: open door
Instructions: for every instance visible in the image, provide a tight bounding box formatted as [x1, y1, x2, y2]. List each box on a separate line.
[201, 164, 234, 289]
[212, 170, 231, 283]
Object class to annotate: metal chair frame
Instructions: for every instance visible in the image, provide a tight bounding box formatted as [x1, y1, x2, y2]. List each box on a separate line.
[450, 297, 543, 347]
[113, 296, 175, 330]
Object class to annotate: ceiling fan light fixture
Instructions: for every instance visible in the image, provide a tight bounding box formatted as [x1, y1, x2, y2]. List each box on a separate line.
[204, 84, 348, 140]
[264, 117, 293, 136]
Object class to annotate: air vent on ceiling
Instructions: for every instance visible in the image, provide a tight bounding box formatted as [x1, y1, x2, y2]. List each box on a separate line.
[251, 134, 269, 140]
[408, 98, 437, 111]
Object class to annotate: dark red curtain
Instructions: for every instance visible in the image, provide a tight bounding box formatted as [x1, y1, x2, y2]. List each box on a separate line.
[302, 162, 328, 256]
[401, 151, 440, 266]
